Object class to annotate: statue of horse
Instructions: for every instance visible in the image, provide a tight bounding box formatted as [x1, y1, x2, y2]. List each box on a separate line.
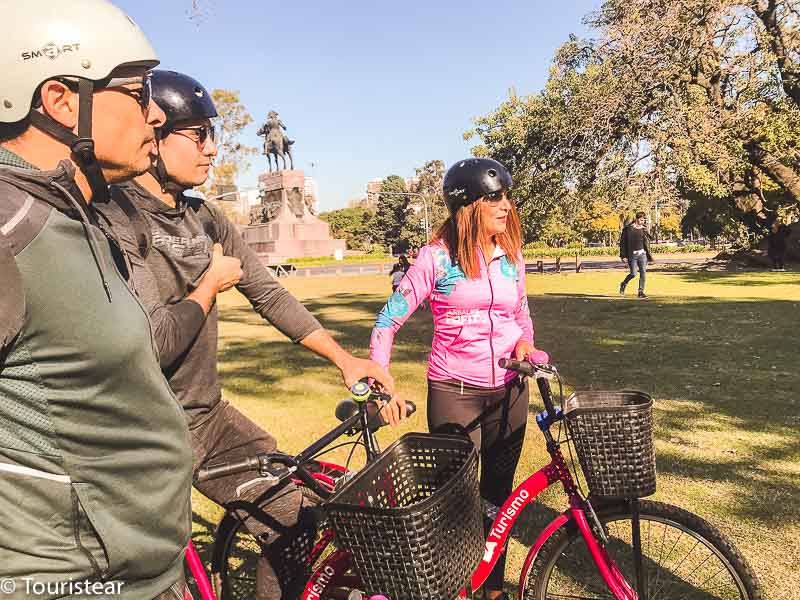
[257, 111, 295, 172]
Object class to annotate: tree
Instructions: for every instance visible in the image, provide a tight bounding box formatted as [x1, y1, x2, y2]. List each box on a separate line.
[414, 159, 449, 234]
[580, 201, 623, 245]
[319, 207, 375, 251]
[469, 0, 800, 244]
[372, 175, 409, 252]
[400, 208, 428, 250]
[204, 89, 257, 196]
[659, 210, 683, 240]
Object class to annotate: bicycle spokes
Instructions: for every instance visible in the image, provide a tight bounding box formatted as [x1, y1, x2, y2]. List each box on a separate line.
[536, 511, 751, 599]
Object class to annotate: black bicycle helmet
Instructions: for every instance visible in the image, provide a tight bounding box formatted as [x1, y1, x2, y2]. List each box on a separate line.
[149, 70, 218, 192]
[151, 70, 218, 133]
[442, 158, 513, 214]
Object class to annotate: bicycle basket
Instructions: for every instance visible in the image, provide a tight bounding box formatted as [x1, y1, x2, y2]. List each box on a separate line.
[324, 433, 483, 600]
[564, 391, 656, 498]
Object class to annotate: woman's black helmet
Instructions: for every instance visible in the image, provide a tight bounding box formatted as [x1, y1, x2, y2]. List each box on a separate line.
[442, 158, 513, 214]
[151, 70, 217, 133]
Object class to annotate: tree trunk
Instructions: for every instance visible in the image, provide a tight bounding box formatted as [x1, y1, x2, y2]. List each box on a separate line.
[746, 141, 800, 205]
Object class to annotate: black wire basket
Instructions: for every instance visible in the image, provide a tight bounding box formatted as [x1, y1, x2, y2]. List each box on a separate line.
[564, 391, 657, 499]
[324, 433, 483, 600]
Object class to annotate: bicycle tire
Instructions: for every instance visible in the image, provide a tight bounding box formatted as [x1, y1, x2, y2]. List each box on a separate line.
[216, 461, 354, 600]
[523, 500, 762, 600]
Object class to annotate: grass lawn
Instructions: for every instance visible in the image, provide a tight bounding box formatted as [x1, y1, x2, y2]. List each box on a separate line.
[194, 267, 800, 599]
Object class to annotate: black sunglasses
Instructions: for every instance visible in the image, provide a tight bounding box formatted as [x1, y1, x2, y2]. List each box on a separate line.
[482, 189, 513, 204]
[171, 123, 218, 148]
[51, 73, 152, 112]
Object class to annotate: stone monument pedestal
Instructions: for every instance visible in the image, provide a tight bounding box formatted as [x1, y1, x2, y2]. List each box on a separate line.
[242, 170, 345, 264]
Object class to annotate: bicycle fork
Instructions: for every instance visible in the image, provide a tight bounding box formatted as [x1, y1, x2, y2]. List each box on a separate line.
[573, 505, 639, 600]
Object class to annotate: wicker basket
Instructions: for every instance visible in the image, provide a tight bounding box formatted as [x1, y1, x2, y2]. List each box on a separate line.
[564, 391, 657, 498]
[324, 433, 483, 600]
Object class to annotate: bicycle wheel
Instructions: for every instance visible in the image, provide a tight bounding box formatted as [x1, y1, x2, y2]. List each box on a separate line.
[217, 462, 352, 600]
[524, 500, 762, 600]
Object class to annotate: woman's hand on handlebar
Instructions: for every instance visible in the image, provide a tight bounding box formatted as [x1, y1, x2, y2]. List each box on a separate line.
[378, 393, 408, 428]
[513, 339, 549, 364]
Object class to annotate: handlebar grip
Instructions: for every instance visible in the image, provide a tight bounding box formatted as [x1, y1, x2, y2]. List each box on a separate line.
[499, 357, 557, 415]
[406, 400, 417, 416]
[365, 398, 417, 431]
[498, 357, 535, 376]
[194, 456, 259, 484]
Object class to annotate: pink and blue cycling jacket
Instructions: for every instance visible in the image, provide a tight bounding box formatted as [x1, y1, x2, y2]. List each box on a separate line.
[369, 241, 534, 388]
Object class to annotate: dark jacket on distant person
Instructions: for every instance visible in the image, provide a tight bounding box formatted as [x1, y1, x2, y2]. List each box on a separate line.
[619, 224, 653, 262]
[767, 224, 791, 258]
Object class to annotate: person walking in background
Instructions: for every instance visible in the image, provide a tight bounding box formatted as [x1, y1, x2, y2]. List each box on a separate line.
[619, 211, 653, 298]
[390, 263, 405, 292]
[767, 220, 791, 271]
[390, 254, 410, 292]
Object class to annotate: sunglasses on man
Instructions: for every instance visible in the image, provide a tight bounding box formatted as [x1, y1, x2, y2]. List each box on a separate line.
[170, 123, 219, 149]
[52, 72, 153, 112]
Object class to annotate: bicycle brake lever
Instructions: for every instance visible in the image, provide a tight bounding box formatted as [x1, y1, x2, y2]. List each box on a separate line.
[532, 364, 558, 380]
[256, 455, 293, 480]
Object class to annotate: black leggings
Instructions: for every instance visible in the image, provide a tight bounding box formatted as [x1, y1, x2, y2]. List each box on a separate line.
[427, 377, 530, 591]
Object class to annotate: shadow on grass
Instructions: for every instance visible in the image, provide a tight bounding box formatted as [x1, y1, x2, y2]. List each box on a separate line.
[217, 290, 799, 527]
[667, 270, 800, 287]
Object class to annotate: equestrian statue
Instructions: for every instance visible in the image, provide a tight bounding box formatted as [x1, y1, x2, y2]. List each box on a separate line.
[257, 111, 295, 172]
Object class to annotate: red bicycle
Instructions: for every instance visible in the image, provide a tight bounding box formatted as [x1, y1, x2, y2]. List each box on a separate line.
[194, 363, 763, 600]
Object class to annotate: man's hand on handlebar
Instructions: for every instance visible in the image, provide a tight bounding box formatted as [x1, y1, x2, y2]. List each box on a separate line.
[338, 355, 395, 395]
[338, 355, 411, 426]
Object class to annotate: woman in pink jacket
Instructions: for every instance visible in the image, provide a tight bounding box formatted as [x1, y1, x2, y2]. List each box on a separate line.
[370, 158, 541, 600]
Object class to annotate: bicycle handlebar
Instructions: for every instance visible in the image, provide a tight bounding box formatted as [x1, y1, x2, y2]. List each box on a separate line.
[498, 357, 559, 417]
[194, 384, 416, 486]
[195, 456, 263, 483]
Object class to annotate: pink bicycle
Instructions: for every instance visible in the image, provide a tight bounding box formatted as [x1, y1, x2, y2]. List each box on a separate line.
[187, 362, 763, 599]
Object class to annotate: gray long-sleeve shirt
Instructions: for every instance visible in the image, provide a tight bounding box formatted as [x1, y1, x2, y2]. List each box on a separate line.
[98, 180, 322, 426]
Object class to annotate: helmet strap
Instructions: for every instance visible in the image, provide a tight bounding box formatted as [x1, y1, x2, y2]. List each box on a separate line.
[28, 78, 109, 205]
[148, 134, 188, 195]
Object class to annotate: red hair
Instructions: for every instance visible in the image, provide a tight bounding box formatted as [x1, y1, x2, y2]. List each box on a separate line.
[432, 200, 523, 279]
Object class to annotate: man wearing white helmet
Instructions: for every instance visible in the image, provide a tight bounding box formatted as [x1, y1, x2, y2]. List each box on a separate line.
[0, 1, 193, 598]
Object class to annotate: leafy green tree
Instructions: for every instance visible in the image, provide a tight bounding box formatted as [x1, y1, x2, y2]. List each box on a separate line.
[372, 175, 409, 252]
[469, 0, 800, 244]
[580, 201, 623, 245]
[400, 209, 428, 250]
[205, 89, 257, 194]
[414, 159, 449, 234]
[319, 207, 375, 251]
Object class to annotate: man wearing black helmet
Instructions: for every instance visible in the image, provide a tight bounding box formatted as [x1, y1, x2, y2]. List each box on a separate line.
[0, 2, 194, 598]
[98, 70, 399, 600]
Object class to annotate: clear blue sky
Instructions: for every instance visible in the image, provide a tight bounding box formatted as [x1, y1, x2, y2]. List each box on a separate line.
[117, 0, 600, 212]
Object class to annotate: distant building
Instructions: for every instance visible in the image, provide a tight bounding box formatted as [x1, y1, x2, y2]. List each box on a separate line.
[366, 178, 383, 196]
[346, 196, 373, 210]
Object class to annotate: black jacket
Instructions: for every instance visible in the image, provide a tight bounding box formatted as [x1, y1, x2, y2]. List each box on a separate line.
[767, 225, 791, 257]
[619, 224, 653, 262]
